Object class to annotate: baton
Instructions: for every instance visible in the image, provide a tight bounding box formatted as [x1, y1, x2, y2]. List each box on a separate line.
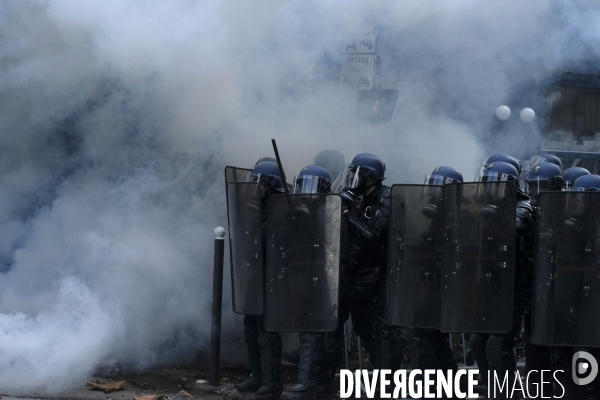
[271, 139, 290, 194]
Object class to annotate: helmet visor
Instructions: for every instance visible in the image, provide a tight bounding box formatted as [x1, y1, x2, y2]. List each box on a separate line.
[424, 174, 460, 186]
[335, 164, 373, 190]
[293, 176, 330, 194]
[473, 162, 486, 182]
[247, 173, 283, 193]
[476, 172, 517, 199]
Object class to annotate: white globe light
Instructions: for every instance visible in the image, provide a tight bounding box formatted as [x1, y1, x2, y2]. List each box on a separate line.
[214, 226, 226, 239]
[495, 105, 511, 120]
[520, 108, 535, 123]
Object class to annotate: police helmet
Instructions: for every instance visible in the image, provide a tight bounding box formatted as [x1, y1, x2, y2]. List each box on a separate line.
[339, 153, 385, 190]
[424, 166, 464, 186]
[539, 153, 563, 172]
[422, 166, 463, 218]
[294, 165, 331, 194]
[564, 167, 590, 190]
[477, 161, 520, 199]
[486, 153, 521, 173]
[572, 174, 600, 192]
[248, 161, 284, 191]
[526, 162, 565, 204]
[566, 174, 600, 217]
[254, 157, 277, 167]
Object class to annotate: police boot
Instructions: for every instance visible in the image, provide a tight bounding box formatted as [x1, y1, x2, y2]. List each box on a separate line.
[282, 334, 333, 400]
[250, 333, 283, 400]
[236, 346, 262, 393]
[238, 318, 262, 393]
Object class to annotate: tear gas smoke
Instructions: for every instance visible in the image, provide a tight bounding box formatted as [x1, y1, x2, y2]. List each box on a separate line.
[0, 0, 596, 393]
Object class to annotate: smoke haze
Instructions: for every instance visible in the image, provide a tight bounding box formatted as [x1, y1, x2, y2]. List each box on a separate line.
[0, 0, 596, 393]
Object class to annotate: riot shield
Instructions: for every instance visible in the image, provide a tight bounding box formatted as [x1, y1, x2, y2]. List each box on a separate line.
[440, 182, 516, 333]
[264, 194, 341, 332]
[226, 182, 264, 315]
[386, 184, 443, 329]
[224, 165, 252, 183]
[532, 191, 600, 347]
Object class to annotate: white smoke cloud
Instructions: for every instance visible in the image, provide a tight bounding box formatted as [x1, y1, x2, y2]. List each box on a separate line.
[0, 0, 597, 393]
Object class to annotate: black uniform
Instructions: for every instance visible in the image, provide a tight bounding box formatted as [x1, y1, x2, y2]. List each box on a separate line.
[547, 212, 600, 399]
[405, 208, 458, 377]
[327, 184, 401, 371]
[240, 191, 282, 399]
[469, 198, 536, 397]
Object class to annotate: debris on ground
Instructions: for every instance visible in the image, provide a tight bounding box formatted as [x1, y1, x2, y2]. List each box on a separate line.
[195, 380, 206, 385]
[86, 380, 128, 391]
[133, 396, 158, 400]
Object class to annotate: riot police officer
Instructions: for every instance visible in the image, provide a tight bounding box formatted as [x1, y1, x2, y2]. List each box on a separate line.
[468, 161, 536, 398]
[405, 166, 462, 376]
[545, 175, 600, 400]
[326, 153, 401, 373]
[237, 161, 285, 400]
[523, 161, 565, 394]
[281, 165, 336, 400]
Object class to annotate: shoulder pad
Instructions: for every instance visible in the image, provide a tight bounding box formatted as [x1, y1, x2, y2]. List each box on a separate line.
[375, 186, 391, 206]
[516, 200, 536, 229]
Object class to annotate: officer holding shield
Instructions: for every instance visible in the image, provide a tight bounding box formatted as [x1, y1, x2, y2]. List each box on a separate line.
[326, 153, 401, 373]
[405, 166, 462, 376]
[467, 161, 536, 398]
[234, 160, 286, 400]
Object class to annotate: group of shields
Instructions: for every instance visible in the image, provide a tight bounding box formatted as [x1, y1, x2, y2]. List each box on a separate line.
[226, 165, 600, 350]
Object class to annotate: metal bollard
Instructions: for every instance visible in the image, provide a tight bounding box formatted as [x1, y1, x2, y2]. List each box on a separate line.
[209, 227, 226, 386]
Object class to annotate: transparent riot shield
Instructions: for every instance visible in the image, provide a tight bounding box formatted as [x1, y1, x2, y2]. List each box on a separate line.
[264, 194, 341, 332]
[386, 184, 443, 329]
[226, 182, 265, 315]
[224, 165, 252, 183]
[532, 191, 600, 347]
[440, 182, 517, 333]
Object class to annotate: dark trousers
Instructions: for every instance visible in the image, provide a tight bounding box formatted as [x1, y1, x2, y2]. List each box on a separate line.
[243, 314, 282, 385]
[326, 277, 401, 372]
